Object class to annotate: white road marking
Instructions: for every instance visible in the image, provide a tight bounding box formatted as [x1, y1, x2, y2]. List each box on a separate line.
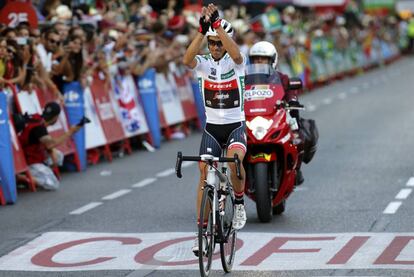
[69, 202, 102, 215]
[156, 168, 176, 178]
[322, 98, 332, 105]
[182, 161, 196, 168]
[132, 178, 157, 188]
[338, 93, 347, 100]
[3, 232, 414, 271]
[102, 189, 131, 200]
[395, 188, 412, 200]
[406, 177, 414, 187]
[383, 201, 402, 214]
[100, 170, 112, 176]
[350, 87, 359, 94]
[306, 104, 317, 112]
[362, 82, 370, 89]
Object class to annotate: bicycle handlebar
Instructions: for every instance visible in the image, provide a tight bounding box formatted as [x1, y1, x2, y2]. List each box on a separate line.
[175, 152, 242, 180]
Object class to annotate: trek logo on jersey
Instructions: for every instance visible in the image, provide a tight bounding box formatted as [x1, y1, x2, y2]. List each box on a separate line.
[205, 79, 237, 90]
[204, 79, 240, 109]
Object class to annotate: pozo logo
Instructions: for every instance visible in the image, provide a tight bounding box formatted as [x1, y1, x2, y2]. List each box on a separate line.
[65, 91, 80, 102]
[244, 89, 273, 100]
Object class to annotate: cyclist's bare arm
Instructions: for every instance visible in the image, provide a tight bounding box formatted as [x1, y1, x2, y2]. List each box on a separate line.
[182, 33, 204, 69]
[216, 26, 243, 65]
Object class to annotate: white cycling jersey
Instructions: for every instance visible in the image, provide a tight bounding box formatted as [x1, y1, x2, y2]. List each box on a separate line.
[192, 52, 246, 125]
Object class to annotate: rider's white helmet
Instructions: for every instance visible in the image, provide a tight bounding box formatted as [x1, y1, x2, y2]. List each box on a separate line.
[206, 19, 234, 38]
[249, 41, 278, 68]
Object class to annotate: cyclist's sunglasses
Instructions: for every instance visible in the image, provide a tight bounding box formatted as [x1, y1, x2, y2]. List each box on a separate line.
[207, 39, 223, 48]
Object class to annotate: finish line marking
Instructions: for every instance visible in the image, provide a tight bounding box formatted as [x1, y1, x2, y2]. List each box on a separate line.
[1, 232, 414, 271]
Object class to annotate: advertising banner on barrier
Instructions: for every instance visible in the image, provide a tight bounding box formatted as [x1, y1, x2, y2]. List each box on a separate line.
[90, 74, 125, 144]
[0, 92, 17, 204]
[113, 75, 149, 137]
[63, 82, 86, 171]
[137, 68, 161, 148]
[9, 116, 28, 174]
[190, 79, 206, 128]
[170, 66, 198, 122]
[156, 73, 185, 126]
[84, 87, 107, 150]
[17, 90, 75, 156]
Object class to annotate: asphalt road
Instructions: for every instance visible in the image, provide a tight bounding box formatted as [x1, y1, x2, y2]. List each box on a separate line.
[0, 56, 414, 277]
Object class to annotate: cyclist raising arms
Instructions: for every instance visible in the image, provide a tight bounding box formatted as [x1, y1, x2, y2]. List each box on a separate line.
[183, 4, 247, 254]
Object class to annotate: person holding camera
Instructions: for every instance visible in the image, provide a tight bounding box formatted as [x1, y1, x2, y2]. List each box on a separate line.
[18, 102, 89, 190]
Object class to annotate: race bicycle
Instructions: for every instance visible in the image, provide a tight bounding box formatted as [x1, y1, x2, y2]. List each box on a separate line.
[175, 152, 242, 277]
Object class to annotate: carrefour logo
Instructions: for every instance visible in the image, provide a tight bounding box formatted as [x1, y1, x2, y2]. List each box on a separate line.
[244, 89, 274, 100]
[139, 79, 153, 89]
[65, 90, 80, 102]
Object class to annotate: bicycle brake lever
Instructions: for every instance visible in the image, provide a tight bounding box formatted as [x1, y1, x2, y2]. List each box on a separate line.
[176, 152, 183, 178]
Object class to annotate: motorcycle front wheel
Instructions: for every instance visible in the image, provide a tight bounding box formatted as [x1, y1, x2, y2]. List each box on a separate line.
[254, 162, 272, 222]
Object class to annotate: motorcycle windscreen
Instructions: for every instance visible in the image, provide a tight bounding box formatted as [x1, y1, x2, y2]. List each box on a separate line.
[244, 64, 285, 116]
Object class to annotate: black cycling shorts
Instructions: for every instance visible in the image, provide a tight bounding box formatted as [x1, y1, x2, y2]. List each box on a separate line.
[199, 121, 247, 157]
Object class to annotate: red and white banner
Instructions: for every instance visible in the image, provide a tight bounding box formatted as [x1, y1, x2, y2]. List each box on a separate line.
[156, 73, 185, 126]
[170, 68, 198, 122]
[90, 74, 125, 145]
[83, 87, 107, 150]
[113, 75, 149, 137]
[9, 116, 28, 174]
[1, 232, 414, 271]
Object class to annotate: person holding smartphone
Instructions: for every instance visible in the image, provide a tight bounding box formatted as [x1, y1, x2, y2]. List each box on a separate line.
[18, 102, 89, 190]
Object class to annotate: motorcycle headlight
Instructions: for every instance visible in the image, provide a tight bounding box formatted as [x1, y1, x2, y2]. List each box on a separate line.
[246, 116, 273, 141]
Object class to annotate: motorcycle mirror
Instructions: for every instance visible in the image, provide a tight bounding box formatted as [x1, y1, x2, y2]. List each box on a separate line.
[288, 77, 303, 90]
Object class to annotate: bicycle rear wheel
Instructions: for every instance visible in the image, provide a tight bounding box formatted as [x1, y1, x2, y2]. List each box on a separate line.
[220, 187, 236, 272]
[198, 186, 214, 277]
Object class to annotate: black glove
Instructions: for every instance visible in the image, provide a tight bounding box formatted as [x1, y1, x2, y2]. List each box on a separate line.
[76, 116, 91, 127]
[210, 10, 221, 29]
[198, 16, 210, 35]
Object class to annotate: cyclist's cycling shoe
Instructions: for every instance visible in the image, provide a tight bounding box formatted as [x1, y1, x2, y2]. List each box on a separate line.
[233, 204, 247, 230]
[192, 236, 207, 257]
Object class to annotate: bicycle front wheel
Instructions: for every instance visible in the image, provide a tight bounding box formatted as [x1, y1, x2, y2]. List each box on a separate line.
[198, 185, 214, 277]
[220, 228, 236, 272]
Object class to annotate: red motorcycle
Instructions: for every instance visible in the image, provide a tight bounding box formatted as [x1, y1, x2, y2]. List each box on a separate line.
[243, 64, 303, 222]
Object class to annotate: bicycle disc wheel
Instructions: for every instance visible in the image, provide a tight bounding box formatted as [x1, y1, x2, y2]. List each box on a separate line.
[220, 187, 236, 272]
[198, 186, 214, 277]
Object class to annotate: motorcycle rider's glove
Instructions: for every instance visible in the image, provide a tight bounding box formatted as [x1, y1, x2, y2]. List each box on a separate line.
[198, 16, 210, 35]
[288, 100, 301, 121]
[210, 10, 221, 29]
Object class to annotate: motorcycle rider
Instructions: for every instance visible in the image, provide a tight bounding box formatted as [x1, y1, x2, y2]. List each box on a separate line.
[249, 41, 305, 185]
[183, 4, 247, 256]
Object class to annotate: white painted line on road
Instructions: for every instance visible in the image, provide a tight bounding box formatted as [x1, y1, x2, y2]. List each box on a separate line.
[406, 177, 414, 187]
[182, 161, 196, 168]
[338, 93, 347, 100]
[350, 87, 359, 94]
[156, 168, 175, 178]
[102, 189, 131, 200]
[383, 201, 402, 214]
[322, 98, 332, 105]
[69, 202, 102, 215]
[132, 178, 157, 188]
[395, 188, 412, 200]
[362, 82, 370, 89]
[306, 104, 317, 112]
